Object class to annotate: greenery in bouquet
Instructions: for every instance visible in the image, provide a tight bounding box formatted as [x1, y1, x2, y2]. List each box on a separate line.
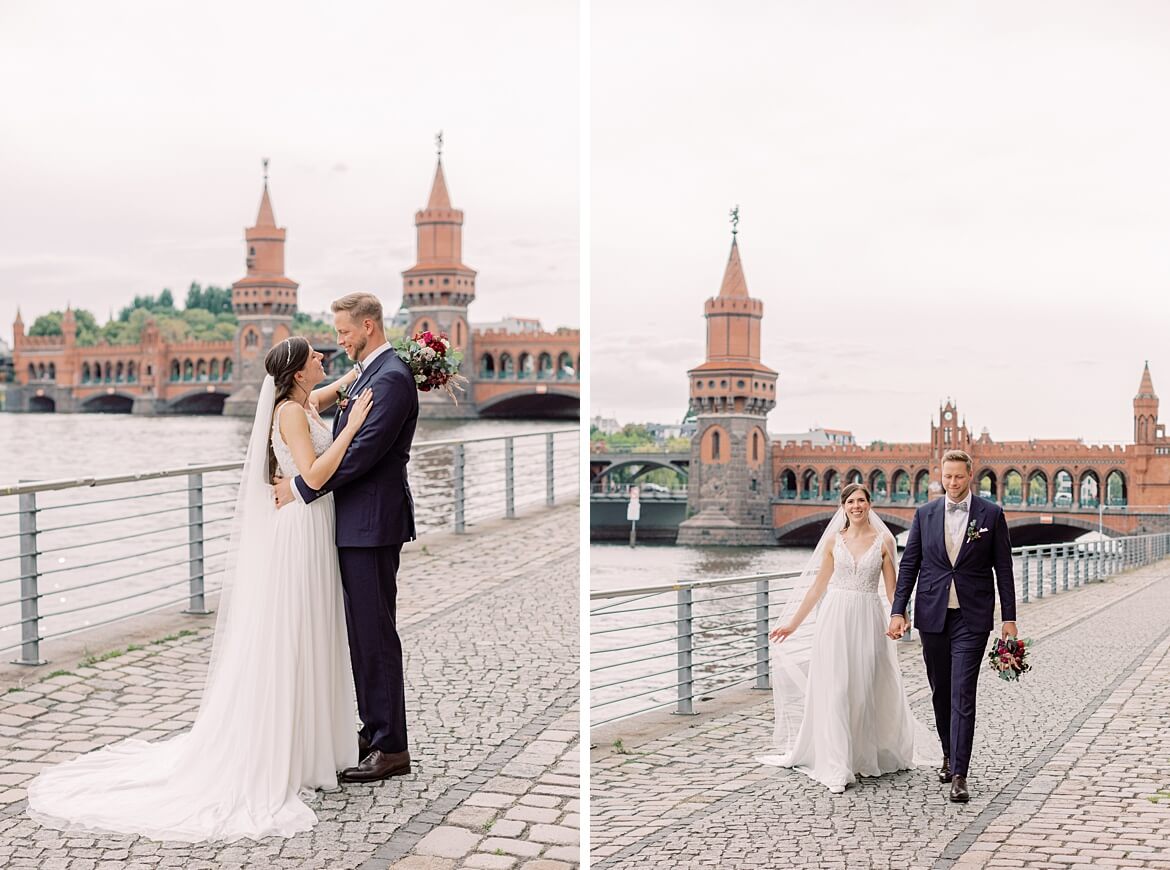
[987, 636, 1031, 682]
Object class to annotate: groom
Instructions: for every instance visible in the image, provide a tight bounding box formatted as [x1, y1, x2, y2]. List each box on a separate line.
[274, 291, 418, 783]
[888, 449, 1017, 803]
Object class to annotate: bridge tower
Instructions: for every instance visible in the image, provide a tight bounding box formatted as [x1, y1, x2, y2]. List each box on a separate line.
[401, 136, 478, 417]
[930, 399, 973, 497]
[676, 224, 778, 546]
[1134, 361, 1160, 444]
[224, 161, 299, 417]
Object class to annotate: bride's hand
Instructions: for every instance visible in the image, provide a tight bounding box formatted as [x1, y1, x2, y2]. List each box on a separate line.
[342, 388, 374, 434]
[770, 623, 796, 643]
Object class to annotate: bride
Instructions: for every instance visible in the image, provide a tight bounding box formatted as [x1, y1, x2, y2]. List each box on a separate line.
[760, 482, 939, 793]
[27, 336, 372, 841]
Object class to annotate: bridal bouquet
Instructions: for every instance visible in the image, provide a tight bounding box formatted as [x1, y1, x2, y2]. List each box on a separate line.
[987, 636, 1031, 682]
[393, 330, 468, 402]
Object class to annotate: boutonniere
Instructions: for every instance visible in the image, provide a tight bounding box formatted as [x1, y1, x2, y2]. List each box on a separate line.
[966, 519, 989, 543]
[336, 382, 351, 411]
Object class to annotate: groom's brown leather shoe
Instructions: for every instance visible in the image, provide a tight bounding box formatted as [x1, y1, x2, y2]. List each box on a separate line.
[949, 775, 970, 803]
[339, 749, 411, 783]
[939, 756, 953, 784]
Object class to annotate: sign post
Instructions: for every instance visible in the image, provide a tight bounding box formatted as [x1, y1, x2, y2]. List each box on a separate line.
[627, 485, 641, 547]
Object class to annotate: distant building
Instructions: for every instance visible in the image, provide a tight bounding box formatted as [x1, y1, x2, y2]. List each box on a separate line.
[646, 422, 685, 441]
[591, 414, 620, 435]
[474, 316, 544, 334]
[770, 427, 856, 447]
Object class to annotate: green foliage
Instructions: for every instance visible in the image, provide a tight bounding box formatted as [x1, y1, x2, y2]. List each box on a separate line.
[293, 311, 335, 337]
[185, 282, 233, 314]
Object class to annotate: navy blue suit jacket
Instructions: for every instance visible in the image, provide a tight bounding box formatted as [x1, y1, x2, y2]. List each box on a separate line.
[891, 494, 1016, 634]
[294, 347, 418, 548]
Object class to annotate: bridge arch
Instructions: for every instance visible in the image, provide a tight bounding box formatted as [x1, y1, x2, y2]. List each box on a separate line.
[166, 388, 230, 415]
[976, 468, 997, 501]
[1006, 516, 1120, 545]
[80, 392, 135, 413]
[868, 468, 888, 501]
[913, 470, 931, 503]
[802, 468, 821, 500]
[1078, 470, 1100, 507]
[590, 458, 689, 485]
[777, 467, 797, 497]
[479, 353, 495, 379]
[891, 468, 911, 503]
[1053, 468, 1074, 506]
[824, 469, 841, 500]
[845, 468, 863, 486]
[1002, 468, 1023, 505]
[476, 386, 579, 419]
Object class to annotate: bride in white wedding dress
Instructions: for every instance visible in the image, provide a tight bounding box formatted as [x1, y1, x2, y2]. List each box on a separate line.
[760, 482, 939, 793]
[28, 337, 371, 842]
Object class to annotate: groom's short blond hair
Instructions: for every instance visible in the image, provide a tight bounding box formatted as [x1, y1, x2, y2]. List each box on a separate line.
[331, 292, 383, 326]
[941, 449, 972, 472]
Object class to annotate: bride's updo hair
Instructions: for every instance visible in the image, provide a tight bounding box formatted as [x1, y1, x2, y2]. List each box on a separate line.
[263, 336, 312, 480]
[839, 482, 871, 529]
[264, 336, 312, 407]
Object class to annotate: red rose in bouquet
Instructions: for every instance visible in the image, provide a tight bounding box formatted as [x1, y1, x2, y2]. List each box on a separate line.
[987, 636, 1031, 682]
[392, 330, 468, 402]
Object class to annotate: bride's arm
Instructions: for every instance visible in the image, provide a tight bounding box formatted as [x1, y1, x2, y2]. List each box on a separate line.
[310, 367, 359, 412]
[881, 540, 897, 604]
[770, 547, 834, 641]
[278, 390, 373, 490]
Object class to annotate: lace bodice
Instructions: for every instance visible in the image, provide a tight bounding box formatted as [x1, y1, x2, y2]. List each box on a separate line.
[271, 402, 333, 477]
[830, 532, 884, 593]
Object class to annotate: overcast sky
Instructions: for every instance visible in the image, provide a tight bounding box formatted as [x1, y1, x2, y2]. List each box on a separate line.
[591, 1, 1170, 444]
[0, 0, 578, 346]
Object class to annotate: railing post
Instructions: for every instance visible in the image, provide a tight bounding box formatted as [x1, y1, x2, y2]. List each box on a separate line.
[183, 471, 211, 615]
[504, 438, 515, 519]
[453, 444, 466, 533]
[545, 433, 555, 507]
[674, 586, 696, 715]
[14, 487, 46, 665]
[1062, 544, 1069, 591]
[1036, 550, 1044, 599]
[1021, 551, 1029, 604]
[1050, 545, 1057, 595]
[754, 579, 769, 689]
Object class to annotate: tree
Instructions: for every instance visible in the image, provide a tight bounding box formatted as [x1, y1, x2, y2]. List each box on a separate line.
[28, 309, 101, 346]
[185, 282, 233, 314]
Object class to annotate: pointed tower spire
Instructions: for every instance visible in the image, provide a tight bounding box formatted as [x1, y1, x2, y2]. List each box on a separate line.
[719, 237, 749, 298]
[427, 158, 452, 210]
[232, 159, 297, 318]
[1136, 360, 1157, 399]
[255, 158, 277, 227]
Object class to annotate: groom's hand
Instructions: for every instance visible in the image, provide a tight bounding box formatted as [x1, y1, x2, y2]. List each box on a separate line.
[1001, 621, 1018, 640]
[887, 614, 908, 640]
[272, 475, 295, 509]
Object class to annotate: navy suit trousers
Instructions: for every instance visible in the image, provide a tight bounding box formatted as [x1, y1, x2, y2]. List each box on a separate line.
[918, 608, 988, 777]
[338, 545, 407, 754]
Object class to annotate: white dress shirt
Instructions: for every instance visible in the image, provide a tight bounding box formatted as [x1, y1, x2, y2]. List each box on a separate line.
[943, 494, 970, 608]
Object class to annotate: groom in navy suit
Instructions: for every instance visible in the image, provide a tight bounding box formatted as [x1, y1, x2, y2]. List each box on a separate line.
[888, 449, 1017, 803]
[275, 292, 418, 783]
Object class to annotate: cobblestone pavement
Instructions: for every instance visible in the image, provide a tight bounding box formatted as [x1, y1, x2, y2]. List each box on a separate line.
[0, 504, 581, 869]
[591, 560, 1170, 869]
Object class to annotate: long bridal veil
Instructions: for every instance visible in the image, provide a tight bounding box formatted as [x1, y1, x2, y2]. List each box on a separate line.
[27, 375, 337, 842]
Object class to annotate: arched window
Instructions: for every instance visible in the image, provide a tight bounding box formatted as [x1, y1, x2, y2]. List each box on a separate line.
[196, 359, 208, 382]
[47, 362, 56, 382]
[802, 469, 820, 500]
[37, 363, 46, 380]
[222, 358, 233, 381]
[913, 470, 931, 504]
[127, 361, 137, 383]
[499, 353, 514, 379]
[81, 362, 91, 383]
[1079, 471, 1100, 508]
[1003, 470, 1023, 505]
[557, 352, 574, 380]
[869, 470, 888, 500]
[1106, 471, 1127, 506]
[892, 470, 911, 503]
[752, 432, 761, 462]
[170, 360, 181, 381]
[183, 359, 194, 381]
[977, 470, 997, 501]
[846, 469, 863, 486]
[1054, 470, 1073, 507]
[538, 353, 554, 379]
[778, 469, 796, 498]
[1027, 471, 1048, 506]
[825, 469, 841, 500]
[103, 362, 112, 382]
[517, 352, 534, 380]
[456, 322, 463, 346]
[210, 359, 220, 381]
[479, 354, 495, 379]
[244, 330, 258, 348]
[711, 430, 721, 460]
[115, 361, 124, 382]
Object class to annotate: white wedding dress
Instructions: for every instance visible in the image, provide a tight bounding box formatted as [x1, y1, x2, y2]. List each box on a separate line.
[762, 530, 939, 791]
[27, 391, 357, 842]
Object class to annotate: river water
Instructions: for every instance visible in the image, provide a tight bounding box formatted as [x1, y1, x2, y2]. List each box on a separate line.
[0, 413, 578, 657]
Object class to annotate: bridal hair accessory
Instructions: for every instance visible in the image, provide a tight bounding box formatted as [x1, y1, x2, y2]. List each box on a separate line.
[987, 636, 1030, 681]
[284, 339, 292, 366]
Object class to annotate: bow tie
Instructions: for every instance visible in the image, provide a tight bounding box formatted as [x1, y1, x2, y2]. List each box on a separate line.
[354, 361, 364, 377]
[947, 501, 968, 513]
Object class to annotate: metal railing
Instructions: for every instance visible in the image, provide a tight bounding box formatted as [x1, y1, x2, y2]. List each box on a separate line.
[0, 428, 578, 665]
[589, 532, 1170, 728]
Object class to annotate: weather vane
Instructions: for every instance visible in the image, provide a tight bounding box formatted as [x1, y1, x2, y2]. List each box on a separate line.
[262, 157, 269, 184]
[435, 130, 444, 158]
[729, 204, 740, 236]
